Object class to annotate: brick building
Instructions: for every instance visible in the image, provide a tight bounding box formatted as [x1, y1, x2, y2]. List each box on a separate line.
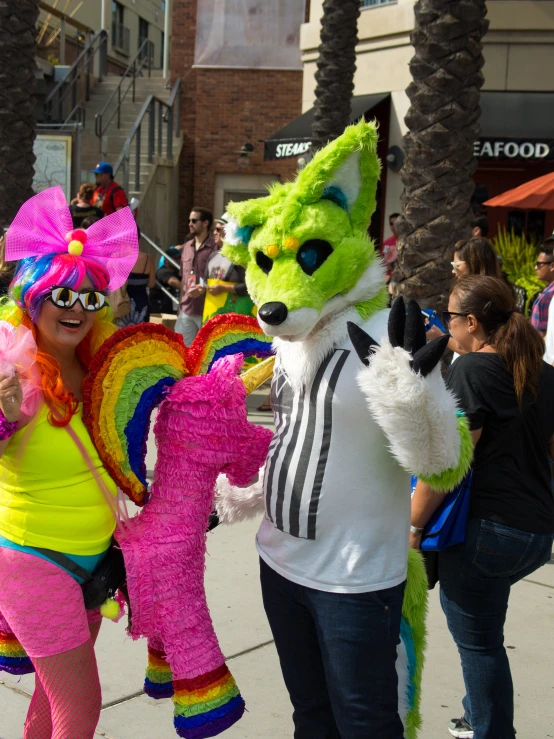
[170, 1, 305, 240]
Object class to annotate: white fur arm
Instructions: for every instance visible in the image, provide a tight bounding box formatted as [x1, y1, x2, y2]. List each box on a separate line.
[357, 343, 461, 478]
[214, 469, 265, 524]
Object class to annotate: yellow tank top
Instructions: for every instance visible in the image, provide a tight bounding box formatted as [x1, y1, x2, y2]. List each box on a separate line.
[0, 403, 117, 555]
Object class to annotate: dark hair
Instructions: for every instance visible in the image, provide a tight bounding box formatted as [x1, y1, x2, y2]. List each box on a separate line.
[471, 215, 489, 237]
[452, 275, 545, 402]
[389, 212, 400, 220]
[80, 216, 100, 229]
[191, 207, 213, 230]
[454, 238, 502, 278]
[540, 239, 554, 258]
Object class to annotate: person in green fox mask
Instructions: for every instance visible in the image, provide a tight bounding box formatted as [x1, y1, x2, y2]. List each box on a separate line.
[214, 120, 473, 738]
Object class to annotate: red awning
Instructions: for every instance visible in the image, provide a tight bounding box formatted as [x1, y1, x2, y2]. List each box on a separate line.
[484, 171, 554, 210]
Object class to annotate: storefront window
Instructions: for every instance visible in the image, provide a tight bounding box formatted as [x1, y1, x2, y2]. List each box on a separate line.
[507, 211, 525, 237]
[506, 210, 545, 241]
[527, 211, 546, 243]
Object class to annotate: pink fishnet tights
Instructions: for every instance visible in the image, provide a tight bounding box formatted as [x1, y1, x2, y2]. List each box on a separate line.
[23, 621, 102, 739]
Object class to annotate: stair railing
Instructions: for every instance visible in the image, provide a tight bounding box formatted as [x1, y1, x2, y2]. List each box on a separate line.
[94, 38, 154, 149]
[43, 30, 108, 125]
[141, 232, 181, 308]
[113, 78, 181, 195]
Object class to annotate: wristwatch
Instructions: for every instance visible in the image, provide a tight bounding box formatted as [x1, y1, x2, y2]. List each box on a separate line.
[410, 525, 425, 535]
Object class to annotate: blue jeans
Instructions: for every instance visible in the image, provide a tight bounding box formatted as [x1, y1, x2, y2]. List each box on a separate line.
[439, 518, 554, 739]
[259, 558, 406, 739]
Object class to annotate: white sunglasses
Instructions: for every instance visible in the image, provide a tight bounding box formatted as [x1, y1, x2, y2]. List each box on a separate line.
[47, 286, 107, 312]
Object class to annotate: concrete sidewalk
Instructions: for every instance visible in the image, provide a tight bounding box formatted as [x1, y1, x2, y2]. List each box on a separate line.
[0, 522, 554, 739]
[1, 517, 553, 739]
[1, 390, 553, 738]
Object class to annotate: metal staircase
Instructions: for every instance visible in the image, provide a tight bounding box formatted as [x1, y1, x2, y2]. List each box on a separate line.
[41, 34, 181, 202]
[84, 74, 177, 198]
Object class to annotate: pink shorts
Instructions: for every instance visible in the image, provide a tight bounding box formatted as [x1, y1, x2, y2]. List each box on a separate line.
[0, 547, 101, 658]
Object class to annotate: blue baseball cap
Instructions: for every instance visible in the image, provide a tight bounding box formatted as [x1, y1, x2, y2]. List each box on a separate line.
[92, 161, 113, 175]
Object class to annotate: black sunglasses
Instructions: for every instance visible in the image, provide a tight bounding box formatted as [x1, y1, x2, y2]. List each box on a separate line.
[536, 261, 553, 267]
[189, 218, 200, 224]
[442, 311, 469, 326]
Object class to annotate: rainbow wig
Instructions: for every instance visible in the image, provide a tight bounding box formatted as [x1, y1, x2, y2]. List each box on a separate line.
[0, 252, 116, 426]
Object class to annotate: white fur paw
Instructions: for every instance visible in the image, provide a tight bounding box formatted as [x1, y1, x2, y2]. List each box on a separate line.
[357, 342, 461, 477]
[214, 472, 266, 524]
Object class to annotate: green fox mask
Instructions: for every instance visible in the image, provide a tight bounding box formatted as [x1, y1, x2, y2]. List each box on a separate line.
[222, 120, 387, 341]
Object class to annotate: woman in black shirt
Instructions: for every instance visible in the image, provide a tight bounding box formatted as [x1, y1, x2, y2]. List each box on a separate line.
[69, 182, 104, 228]
[411, 275, 554, 739]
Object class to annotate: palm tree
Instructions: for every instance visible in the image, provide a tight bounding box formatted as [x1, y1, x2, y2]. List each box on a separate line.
[0, 0, 39, 228]
[393, 0, 489, 310]
[311, 0, 361, 149]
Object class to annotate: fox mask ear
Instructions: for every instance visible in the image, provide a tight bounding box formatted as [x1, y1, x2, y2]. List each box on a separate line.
[222, 186, 290, 266]
[294, 119, 381, 232]
[221, 219, 254, 267]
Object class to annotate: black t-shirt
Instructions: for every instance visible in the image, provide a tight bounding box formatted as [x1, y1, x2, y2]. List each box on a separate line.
[446, 353, 554, 533]
[69, 204, 104, 228]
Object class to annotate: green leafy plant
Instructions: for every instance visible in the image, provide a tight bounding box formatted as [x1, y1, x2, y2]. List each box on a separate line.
[492, 227, 546, 315]
[47, 54, 60, 66]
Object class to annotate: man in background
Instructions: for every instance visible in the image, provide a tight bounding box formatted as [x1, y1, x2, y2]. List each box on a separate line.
[175, 207, 217, 345]
[531, 235, 554, 338]
[471, 215, 489, 239]
[91, 162, 128, 216]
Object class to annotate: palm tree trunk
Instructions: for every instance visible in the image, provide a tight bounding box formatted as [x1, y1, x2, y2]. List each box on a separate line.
[393, 0, 489, 310]
[0, 0, 39, 229]
[311, 0, 361, 149]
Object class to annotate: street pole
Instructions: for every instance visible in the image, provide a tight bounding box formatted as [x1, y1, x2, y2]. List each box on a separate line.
[100, 0, 108, 30]
[163, 0, 172, 79]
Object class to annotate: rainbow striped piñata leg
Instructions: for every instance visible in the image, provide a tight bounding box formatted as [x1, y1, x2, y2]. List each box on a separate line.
[0, 630, 34, 675]
[172, 663, 244, 739]
[145, 643, 174, 699]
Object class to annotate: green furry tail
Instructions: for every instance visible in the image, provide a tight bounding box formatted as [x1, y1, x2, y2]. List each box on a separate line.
[419, 414, 473, 492]
[402, 548, 428, 739]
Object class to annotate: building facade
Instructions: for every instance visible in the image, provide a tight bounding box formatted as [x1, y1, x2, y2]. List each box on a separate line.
[38, 0, 168, 71]
[287, 0, 554, 243]
[170, 0, 306, 240]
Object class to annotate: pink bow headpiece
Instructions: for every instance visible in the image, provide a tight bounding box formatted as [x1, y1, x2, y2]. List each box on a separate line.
[5, 186, 138, 291]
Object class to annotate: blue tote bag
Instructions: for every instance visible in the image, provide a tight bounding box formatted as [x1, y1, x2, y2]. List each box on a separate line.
[410, 472, 473, 552]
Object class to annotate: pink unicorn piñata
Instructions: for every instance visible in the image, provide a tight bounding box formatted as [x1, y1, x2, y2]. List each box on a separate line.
[85, 317, 274, 737]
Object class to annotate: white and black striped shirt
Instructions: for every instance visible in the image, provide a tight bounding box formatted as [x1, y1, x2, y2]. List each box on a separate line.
[257, 309, 412, 593]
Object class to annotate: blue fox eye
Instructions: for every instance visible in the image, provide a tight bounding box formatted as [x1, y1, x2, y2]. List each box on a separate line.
[297, 240, 333, 276]
[256, 251, 273, 274]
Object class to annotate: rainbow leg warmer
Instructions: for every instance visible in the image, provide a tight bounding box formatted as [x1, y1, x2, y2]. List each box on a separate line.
[145, 645, 174, 699]
[0, 630, 34, 675]
[172, 663, 245, 738]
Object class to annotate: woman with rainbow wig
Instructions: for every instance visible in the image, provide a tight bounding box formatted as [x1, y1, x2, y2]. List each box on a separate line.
[0, 187, 137, 738]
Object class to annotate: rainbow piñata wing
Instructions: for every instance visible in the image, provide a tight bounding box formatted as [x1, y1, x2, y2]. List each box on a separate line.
[0, 630, 34, 675]
[82, 324, 188, 505]
[187, 313, 273, 376]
